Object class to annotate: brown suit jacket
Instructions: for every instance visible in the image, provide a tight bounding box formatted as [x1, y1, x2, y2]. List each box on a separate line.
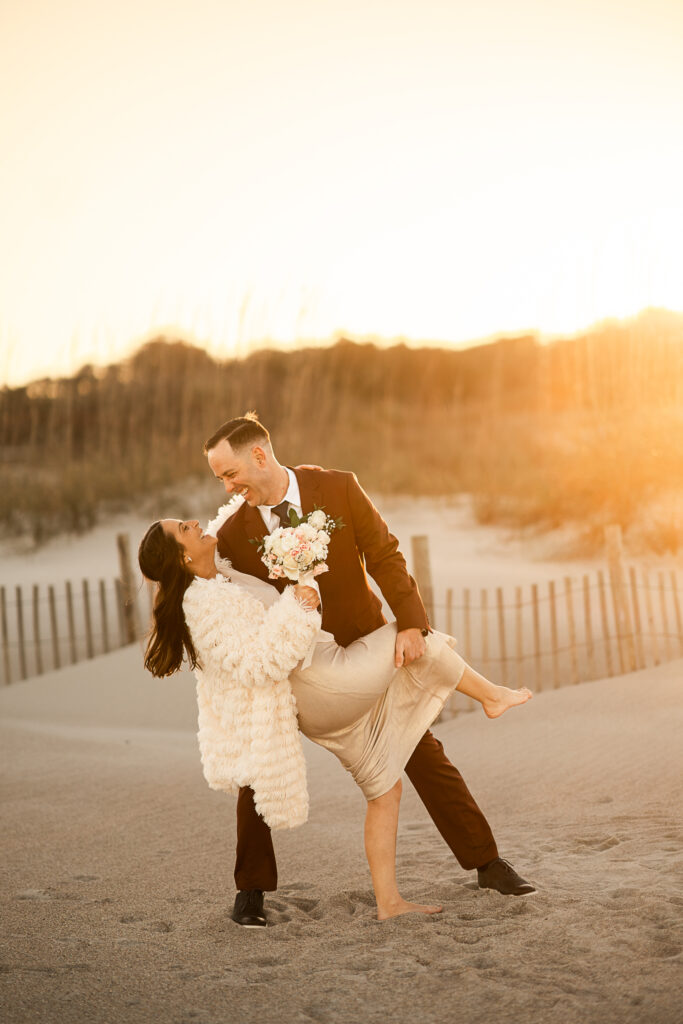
[216, 468, 429, 647]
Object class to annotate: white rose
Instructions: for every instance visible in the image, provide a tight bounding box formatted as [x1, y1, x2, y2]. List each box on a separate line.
[283, 554, 299, 572]
[319, 532, 330, 546]
[269, 537, 285, 558]
[308, 510, 327, 530]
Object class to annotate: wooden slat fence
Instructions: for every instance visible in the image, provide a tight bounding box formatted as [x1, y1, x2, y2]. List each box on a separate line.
[0, 531, 154, 685]
[2, 526, 682, 693]
[0, 576, 155, 685]
[411, 540, 683, 716]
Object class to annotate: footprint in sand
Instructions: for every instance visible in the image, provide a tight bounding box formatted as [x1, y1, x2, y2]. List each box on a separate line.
[250, 956, 283, 968]
[15, 889, 52, 901]
[301, 1002, 331, 1023]
[651, 941, 681, 960]
[148, 920, 174, 933]
[118, 913, 174, 932]
[575, 835, 622, 852]
[268, 893, 324, 924]
[287, 896, 320, 913]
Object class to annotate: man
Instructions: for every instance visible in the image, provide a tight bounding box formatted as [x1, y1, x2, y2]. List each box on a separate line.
[205, 413, 535, 927]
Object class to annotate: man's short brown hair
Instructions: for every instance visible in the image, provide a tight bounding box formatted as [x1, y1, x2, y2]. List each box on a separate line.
[203, 412, 271, 455]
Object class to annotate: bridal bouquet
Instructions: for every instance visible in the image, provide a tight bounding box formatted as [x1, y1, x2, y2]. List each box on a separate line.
[254, 507, 344, 585]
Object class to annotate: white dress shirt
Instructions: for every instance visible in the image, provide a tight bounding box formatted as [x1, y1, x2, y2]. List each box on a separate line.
[257, 468, 322, 601]
[257, 467, 302, 533]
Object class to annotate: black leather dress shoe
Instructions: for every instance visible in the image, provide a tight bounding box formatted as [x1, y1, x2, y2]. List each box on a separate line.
[477, 858, 536, 896]
[231, 889, 267, 927]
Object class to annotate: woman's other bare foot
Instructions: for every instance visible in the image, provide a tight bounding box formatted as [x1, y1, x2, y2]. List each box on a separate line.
[377, 898, 443, 921]
[483, 686, 533, 719]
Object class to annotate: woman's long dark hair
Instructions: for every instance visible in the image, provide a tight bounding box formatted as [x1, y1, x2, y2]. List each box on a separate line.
[138, 521, 199, 677]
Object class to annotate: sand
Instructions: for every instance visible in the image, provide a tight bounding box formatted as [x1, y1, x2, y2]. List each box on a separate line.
[1, 640, 682, 1024]
[0, 494, 617, 597]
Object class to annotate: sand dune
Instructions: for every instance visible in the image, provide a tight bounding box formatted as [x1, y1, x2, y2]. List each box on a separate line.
[1, 647, 682, 1024]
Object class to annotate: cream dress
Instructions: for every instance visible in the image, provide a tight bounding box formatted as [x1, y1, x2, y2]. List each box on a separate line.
[227, 566, 467, 801]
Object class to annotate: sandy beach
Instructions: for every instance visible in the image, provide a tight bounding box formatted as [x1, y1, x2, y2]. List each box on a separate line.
[1, 639, 681, 1024]
[0, 492, 612, 593]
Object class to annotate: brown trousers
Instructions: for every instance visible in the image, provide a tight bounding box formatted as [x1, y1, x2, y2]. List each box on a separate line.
[234, 729, 499, 891]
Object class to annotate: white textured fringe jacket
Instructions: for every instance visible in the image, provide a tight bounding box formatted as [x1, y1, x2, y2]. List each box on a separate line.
[182, 570, 321, 830]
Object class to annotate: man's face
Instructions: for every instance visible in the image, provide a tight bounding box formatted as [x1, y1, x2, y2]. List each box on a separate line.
[207, 439, 269, 506]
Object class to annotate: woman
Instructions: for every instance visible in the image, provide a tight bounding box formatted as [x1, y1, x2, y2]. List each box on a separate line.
[138, 517, 532, 921]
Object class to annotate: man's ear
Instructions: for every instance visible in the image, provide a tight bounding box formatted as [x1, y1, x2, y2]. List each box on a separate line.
[252, 445, 267, 466]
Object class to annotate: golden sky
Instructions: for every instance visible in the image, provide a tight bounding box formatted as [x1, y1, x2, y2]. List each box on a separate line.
[1, 0, 682, 384]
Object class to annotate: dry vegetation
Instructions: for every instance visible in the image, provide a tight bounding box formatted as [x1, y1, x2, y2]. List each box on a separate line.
[1, 309, 682, 552]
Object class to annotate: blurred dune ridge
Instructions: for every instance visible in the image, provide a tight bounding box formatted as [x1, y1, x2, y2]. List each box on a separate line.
[1, 308, 682, 554]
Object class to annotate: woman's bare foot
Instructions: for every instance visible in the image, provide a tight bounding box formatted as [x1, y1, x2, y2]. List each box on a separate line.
[483, 686, 533, 719]
[377, 898, 443, 921]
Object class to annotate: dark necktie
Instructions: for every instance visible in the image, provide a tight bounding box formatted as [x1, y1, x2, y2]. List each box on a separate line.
[271, 500, 291, 530]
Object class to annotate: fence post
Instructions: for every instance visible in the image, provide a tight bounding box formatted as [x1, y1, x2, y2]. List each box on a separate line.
[65, 581, 77, 664]
[15, 586, 27, 681]
[496, 587, 508, 684]
[629, 566, 645, 669]
[115, 578, 126, 647]
[564, 577, 579, 685]
[583, 574, 596, 680]
[82, 580, 94, 660]
[117, 533, 142, 644]
[411, 535, 434, 625]
[48, 584, 60, 670]
[515, 586, 523, 688]
[642, 568, 659, 667]
[531, 583, 541, 691]
[99, 579, 110, 654]
[605, 525, 637, 673]
[481, 588, 489, 677]
[671, 570, 683, 657]
[548, 580, 559, 688]
[598, 570, 615, 676]
[658, 571, 671, 660]
[32, 584, 44, 676]
[1, 586, 10, 685]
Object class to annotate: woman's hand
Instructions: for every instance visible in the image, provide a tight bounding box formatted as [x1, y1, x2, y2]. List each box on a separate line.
[292, 585, 321, 610]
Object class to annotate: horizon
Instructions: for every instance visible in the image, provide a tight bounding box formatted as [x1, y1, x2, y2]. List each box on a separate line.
[2, 0, 683, 386]
[4, 305, 683, 388]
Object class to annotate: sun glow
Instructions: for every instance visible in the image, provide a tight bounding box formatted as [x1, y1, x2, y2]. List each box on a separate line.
[1, 0, 683, 385]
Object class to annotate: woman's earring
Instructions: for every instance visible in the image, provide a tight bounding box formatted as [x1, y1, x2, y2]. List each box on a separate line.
[186, 556, 192, 563]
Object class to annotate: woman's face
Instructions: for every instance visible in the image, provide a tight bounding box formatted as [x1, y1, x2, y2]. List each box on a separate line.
[161, 519, 217, 566]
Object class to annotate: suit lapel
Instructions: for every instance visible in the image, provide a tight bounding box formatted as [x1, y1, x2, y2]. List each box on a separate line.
[294, 467, 323, 516]
[228, 502, 271, 582]
[293, 468, 337, 602]
[241, 502, 268, 544]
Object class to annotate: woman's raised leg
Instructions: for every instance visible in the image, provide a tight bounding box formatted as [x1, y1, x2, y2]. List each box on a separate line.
[364, 779, 442, 920]
[454, 659, 533, 718]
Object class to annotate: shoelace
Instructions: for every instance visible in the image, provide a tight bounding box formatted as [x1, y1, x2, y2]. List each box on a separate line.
[499, 860, 515, 873]
[482, 859, 515, 875]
